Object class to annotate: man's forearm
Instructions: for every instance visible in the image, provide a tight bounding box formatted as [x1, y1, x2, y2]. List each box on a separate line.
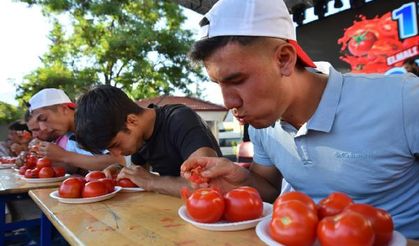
[61, 152, 122, 171]
[148, 175, 191, 197]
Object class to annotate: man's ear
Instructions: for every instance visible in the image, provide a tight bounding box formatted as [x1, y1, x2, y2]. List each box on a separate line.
[274, 42, 298, 76]
[126, 114, 138, 128]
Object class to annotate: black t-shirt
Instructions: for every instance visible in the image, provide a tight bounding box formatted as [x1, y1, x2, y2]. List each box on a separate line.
[131, 104, 222, 176]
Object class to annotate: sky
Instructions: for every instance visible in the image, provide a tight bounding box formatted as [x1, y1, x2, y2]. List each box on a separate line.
[0, 0, 358, 107]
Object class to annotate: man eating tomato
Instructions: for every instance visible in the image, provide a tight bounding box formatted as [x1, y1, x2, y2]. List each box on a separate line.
[181, 0, 419, 239]
[75, 85, 222, 197]
[27, 88, 125, 174]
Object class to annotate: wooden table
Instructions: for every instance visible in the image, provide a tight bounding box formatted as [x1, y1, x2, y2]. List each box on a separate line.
[29, 188, 419, 246]
[29, 188, 266, 245]
[0, 168, 62, 245]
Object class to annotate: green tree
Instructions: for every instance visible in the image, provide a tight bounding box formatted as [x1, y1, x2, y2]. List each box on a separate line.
[16, 0, 204, 104]
[0, 101, 23, 125]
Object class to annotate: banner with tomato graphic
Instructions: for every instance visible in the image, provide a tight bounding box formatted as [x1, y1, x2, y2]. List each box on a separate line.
[297, 0, 418, 74]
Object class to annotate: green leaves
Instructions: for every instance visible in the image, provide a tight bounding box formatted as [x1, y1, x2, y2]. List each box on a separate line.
[16, 0, 203, 103]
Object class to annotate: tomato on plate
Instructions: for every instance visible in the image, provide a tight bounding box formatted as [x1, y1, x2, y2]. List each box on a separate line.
[269, 200, 318, 246]
[345, 203, 393, 246]
[85, 171, 106, 182]
[38, 167, 55, 178]
[36, 157, 51, 169]
[53, 167, 66, 177]
[24, 169, 37, 178]
[317, 192, 353, 220]
[273, 191, 317, 213]
[223, 186, 263, 222]
[182, 187, 225, 223]
[117, 178, 138, 187]
[317, 210, 375, 246]
[99, 178, 115, 193]
[348, 30, 377, 56]
[82, 180, 109, 198]
[59, 177, 85, 198]
[189, 164, 209, 184]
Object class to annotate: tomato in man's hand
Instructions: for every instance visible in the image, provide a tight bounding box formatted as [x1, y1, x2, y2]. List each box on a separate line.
[317, 192, 353, 220]
[25, 154, 38, 169]
[82, 181, 109, 198]
[223, 186, 263, 222]
[269, 200, 318, 246]
[189, 164, 209, 184]
[117, 178, 138, 188]
[345, 203, 393, 246]
[19, 166, 29, 175]
[85, 171, 106, 182]
[273, 191, 317, 213]
[38, 167, 55, 178]
[99, 178, 115, 193]
[59, 177, 85, 198]
[36, 157, 51, 169]
[317, 210, 375, 246]
[182, 187, 225, 223]
[53, 167, 66, 177]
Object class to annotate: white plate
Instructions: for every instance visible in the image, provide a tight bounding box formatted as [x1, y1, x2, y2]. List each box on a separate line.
[255, 217, 407, 246]
[116, 186, 145, 192]
[178, 202, 273, 231]
[22, 174, 70, 183]
[0, 164, 15, 169]
[49, 186, 122, 204]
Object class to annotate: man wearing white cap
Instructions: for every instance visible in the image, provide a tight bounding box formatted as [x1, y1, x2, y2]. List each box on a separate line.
[181, 0, 419, 239]
[28, 88, 124, 173]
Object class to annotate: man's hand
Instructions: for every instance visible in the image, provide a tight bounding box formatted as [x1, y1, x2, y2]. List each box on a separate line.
[117, 166, 157, 191]
[38, 142, 66, 162]
[180, 157, 250, 194]
[103, 163, 123, 179]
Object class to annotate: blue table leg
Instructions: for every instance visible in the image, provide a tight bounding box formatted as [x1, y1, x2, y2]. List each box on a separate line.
[0, 196, 5, 246]
[40, 213, 52, 246]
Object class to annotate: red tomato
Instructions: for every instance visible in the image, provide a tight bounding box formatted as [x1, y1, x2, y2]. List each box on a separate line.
[345, 204, 393, 246]
[25, 154, 38, 169]
[85, 171, 106, 182]
[19, 166, 29, 175]
[348, 30, 377, 56]
[269, 200, 318, 246]
[82, 181, 109, 198]
[189, 164, 209, 184]
[273, 191, 317, 213]
[117, 178, 138, 187]
[53, 167, 66, 177]
[99, 178, 115, 193]
[183, 187, 225, 223]
[36, 157, 51, 169]
[317, 210, 375, 246]
[59, 177, 85, 198]
[317, 192, 353, 220]
[38, 167, 55, 178]
[223, 186, 263, 222]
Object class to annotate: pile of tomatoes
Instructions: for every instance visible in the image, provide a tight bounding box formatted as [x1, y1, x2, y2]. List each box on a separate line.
[181, 186, 263, 223]
[58, 171, 137, 198]
[19, 157, 66, 179]
[270, 191, 393, 246]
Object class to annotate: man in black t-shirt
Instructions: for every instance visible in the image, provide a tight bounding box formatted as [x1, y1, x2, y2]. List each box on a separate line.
[75, 85, 222, 197]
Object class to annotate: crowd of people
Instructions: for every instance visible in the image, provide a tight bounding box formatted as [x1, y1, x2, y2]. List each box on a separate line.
[1, 0, 418, 241]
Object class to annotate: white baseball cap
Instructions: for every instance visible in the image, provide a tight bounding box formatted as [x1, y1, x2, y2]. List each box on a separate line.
[198, 0, 316, 68]
[29, 88, 74, 112]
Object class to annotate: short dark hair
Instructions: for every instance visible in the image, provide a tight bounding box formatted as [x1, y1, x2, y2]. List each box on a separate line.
[8, 120, 28, 131]
[75, 85, 144, 153]
[189, 36, 262, 63]
[404, 57, 418, 66]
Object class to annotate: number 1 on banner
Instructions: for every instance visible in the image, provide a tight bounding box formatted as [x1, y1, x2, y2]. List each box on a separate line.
[392, 2, 418, 39]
